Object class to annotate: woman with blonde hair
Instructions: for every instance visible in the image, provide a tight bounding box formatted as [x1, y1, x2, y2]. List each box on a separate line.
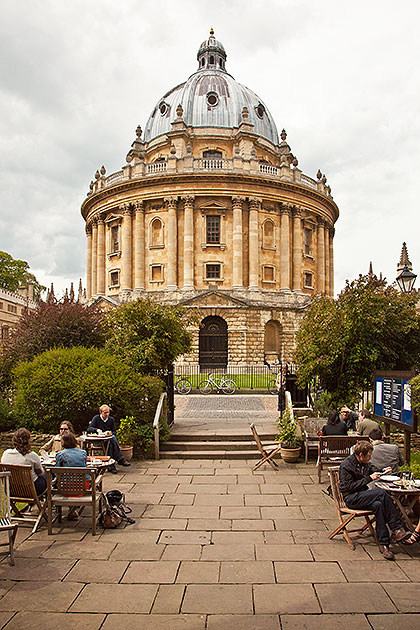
[1, 428, 46, 495]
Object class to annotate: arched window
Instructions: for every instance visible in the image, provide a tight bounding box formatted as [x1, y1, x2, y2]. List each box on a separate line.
[203, 150, 222, 159]
[199, 315, 228, 368]
[264, 320, 282, 357]
[150, 217, 164, 248]
[262, 219, 275, 249]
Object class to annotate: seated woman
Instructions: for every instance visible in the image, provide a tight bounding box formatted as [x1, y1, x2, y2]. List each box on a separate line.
[41, 421, 77, 454]
[1, 428, 47, 495]
[322, 410, 348, 435]
[55, 432, 88, 520]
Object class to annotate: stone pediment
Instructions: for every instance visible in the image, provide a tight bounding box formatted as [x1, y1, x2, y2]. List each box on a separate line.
[91, 295, 120, 310]
[198, 201, 227, 210]
[180, 290, 250, 307]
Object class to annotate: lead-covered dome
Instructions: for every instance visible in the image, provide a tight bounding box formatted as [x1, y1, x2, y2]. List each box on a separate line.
[143, 30, 279, 146]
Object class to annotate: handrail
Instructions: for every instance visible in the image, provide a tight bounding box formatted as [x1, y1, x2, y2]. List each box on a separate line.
[153, 392, 168, 460]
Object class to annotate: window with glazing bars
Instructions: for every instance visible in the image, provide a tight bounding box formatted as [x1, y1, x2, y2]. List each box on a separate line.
[206, 264, 221, 279]
[111, 226, 119, 253]
[206, 215, 220, 243]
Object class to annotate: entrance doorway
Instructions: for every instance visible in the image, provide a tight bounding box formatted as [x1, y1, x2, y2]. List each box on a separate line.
[199, 316, 228, 369]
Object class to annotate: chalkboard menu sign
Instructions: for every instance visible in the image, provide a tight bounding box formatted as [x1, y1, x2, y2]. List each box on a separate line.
[374, 371, 417, 432]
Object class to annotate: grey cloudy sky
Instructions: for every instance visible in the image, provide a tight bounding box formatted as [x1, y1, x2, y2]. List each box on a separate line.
[1, 0, 419, 297]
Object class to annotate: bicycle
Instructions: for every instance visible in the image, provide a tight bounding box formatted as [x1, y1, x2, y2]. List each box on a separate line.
[198, 373, 236, 395]
[174, 377, 192, 395]
[267, 377, 278, 395]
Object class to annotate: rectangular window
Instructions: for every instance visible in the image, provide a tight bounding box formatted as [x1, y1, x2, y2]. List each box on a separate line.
[7, 304, 17, 314]
[206, 215, 220, 244]
[263, 266, 275, 282]
[304, 229, 312, 256]
[111, 225, 119, 253]
[109, 271, 119, 287]
[0, 302, 3, 309]
[206, 263, 221, 279]
[304, 272, 313, 287]
[151, 265, 163, 282]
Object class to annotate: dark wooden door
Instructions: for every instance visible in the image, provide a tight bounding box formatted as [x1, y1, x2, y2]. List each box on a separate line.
[199, 316, 228, 369]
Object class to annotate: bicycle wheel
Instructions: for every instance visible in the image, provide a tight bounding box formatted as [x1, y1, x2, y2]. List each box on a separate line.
[268, 379, 278, 395]
[221, 379, 236, 394]
[176, 378, 192, 395]
[199, 380, 213, 394]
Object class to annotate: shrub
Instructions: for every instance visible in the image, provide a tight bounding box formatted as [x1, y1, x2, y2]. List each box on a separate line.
[0, 396, 17, 433]
[12, 346, 164, 439]
[276, 407, 301, 448]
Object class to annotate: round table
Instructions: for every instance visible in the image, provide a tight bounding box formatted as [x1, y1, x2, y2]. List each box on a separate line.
[375, 480, 420, 531]
[41, 456, 116, 472]
[79, 434, 114, 456]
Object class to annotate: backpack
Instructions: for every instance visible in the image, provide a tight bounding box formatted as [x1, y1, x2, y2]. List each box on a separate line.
[100, 490, 135, 528]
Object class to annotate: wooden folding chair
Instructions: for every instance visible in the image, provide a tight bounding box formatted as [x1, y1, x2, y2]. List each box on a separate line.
[317, 435, 364, 483]
[328, 467, 379, 550]
[46, 467, 104, 536]
[0, 463, 48, 534]
[250, 423, 281, 471]
[0, 472, 18, 565]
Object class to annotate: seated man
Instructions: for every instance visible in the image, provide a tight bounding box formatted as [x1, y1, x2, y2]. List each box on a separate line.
[339, 441, 409, 559]
[339, 406, 359, 431]
[356, 409, 380, 437]
[369, 427, 403, 474]
[87, 404, 130, 474]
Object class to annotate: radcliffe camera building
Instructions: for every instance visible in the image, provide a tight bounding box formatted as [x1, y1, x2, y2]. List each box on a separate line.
[81, 31, 339, 368]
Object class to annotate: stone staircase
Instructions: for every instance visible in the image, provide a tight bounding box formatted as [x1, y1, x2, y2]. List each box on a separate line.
[159, 430, 277, 459]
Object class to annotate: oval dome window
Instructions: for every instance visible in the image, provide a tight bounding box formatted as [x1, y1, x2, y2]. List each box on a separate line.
[159, 101, 169, 116]
[256, 103, 265, 119]
[207, 92, 219, 107]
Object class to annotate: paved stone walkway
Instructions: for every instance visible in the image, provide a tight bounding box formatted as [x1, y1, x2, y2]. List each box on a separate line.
[1, 454, 420, 629]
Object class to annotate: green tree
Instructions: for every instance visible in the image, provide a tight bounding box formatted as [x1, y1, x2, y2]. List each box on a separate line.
[0, 251, 44, 298]
[1, 300, 104, 390]
[12, 346, 164, 438]
[104, 297, 196, 374]
[295, 274, 420, 406]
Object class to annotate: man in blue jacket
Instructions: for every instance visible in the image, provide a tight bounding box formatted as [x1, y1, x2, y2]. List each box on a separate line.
[88, 404, 131, 473]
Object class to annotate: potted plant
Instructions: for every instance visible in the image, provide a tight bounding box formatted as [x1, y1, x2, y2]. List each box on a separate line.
[276, 406, 301, 463]
[116, 416, 140, 461]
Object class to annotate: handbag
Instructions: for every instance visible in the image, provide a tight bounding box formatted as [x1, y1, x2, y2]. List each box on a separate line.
[100, 490, 135, 528]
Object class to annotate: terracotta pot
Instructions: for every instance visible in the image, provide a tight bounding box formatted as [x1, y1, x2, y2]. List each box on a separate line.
[280, 446, 301, 463]
[119, 445, 134, 462]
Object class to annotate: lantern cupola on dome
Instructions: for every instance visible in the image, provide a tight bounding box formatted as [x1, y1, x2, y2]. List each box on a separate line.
[197, 28, 227, 71]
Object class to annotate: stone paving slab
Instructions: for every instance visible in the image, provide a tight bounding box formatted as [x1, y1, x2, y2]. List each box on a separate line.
[182, 584, 253, 614]
[0, 581, 83, 612]
[207, 614, 280, 630]
[101, 614, 206, 629]
[281, 613, 371, 629]
[2, 612, 106, 630]
[314, 583, 397, 613]
[253, 583, 320, 614]
[367, 613, 420, 629]
[69, 583, 158, 614]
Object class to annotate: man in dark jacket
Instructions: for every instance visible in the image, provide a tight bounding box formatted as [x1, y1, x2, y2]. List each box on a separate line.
[88, 405, 130, 473]
[339, 406, 359, 431]
[339, 441, 408, 559]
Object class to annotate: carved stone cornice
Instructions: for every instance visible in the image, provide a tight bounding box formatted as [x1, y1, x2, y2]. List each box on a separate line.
[248, 197, 262, 210]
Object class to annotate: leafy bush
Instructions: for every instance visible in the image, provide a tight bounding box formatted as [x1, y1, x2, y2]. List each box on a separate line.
[276, 407, 301, 448]
[12, 346, 164, 439]
[312, 391, 335, 418]
[0, 396, 17, 432]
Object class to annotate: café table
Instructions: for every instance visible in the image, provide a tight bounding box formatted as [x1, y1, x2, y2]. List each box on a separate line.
[79, 433, 114, 456]
[41, 455, 116, 473]
[375, 480, 420, 531]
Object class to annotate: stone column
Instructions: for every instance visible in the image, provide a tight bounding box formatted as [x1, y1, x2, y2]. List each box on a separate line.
[86, 224, 92, 299]
[182, 196, 195, 290]
[280, 205, 291, 289]
[165, 197, 178, 290]
[134, 201, 145, 291]
[248, 197, 261, 290]
[232, 196, 244, 289]
[324, 223, 330, 296]
[317, 218, 325, 295]
[120, 205, 133, 292]
[96, 216, 105, 295]
[329, 226, 335, 296]
[292, 206, 302, 291]
[91, 219, 98, 296]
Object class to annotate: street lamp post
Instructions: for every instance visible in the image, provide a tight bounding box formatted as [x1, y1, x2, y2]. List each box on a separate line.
[396, 265, 417, 293]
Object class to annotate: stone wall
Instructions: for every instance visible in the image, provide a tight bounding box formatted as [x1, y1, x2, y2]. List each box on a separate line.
[0, 433, 53, 451]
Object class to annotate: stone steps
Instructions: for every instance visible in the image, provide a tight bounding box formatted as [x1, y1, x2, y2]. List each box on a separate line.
[160, 432, 277, 459]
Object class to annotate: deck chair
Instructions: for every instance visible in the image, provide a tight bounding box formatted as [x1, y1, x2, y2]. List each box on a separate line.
[0, 472, 18, 565]
[0, 463, 48, 534]
[46, 467, 104, 536]
[250, 423, 282, 471]
[328, 467, 379, 550]
[317, 435, 364, 483]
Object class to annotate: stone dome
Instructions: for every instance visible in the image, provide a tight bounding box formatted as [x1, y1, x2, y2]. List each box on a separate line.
[143, 30, 279, 146]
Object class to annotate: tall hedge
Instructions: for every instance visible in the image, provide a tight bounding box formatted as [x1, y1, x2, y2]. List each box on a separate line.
[12, 346, 164, 435]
